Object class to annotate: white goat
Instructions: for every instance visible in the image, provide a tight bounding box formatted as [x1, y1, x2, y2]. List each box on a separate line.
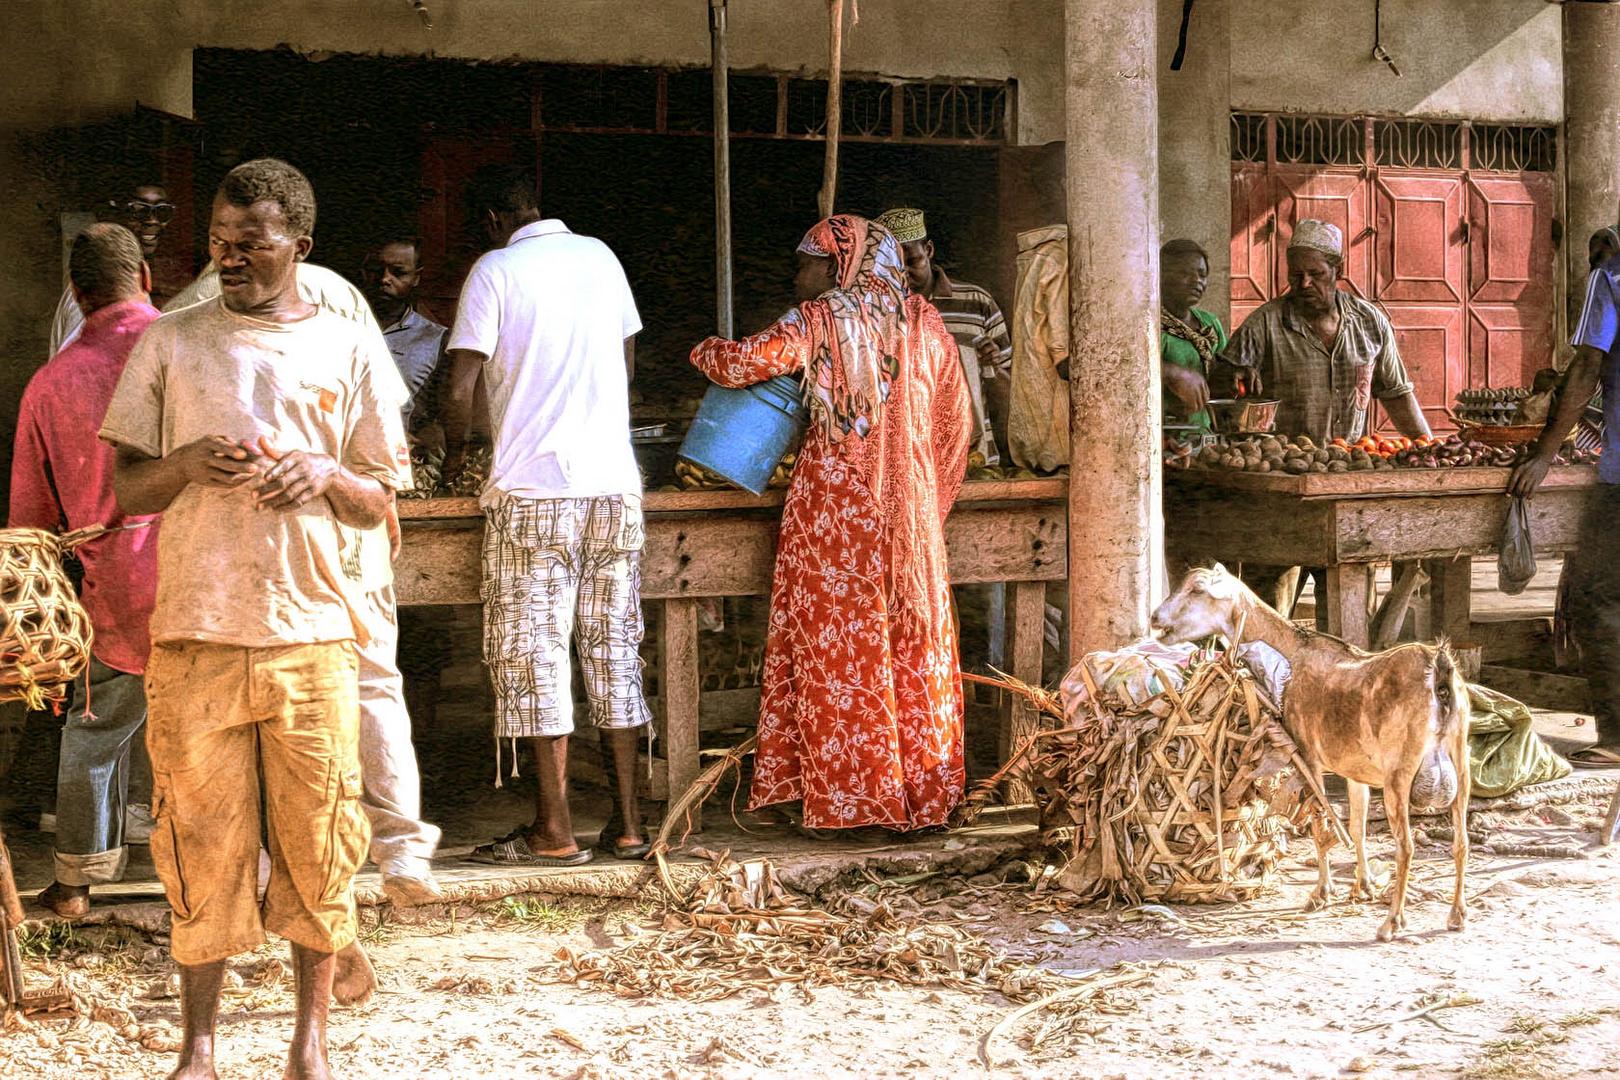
[1151, 564, 1470, 942]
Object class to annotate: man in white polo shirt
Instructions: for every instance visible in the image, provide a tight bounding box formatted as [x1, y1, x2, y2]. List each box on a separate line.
[442, 166, 651, 866]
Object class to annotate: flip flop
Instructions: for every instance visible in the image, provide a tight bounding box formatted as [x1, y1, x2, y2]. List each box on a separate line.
[1568, 745, 1620, 769]
[597, 815, 652, 861]
[469, 831, 593, 867]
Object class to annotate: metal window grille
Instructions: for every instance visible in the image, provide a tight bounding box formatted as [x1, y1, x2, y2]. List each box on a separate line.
[1230, 112, 1267, 163]
[900, 81, 1009, 143]
[1274, 115, 1364, 167]
[1470, 123, 1557, 173]
[536, 64, 1010, 145]
[1373, 118, 1463, 170]
[1231, 112, 1557, 176]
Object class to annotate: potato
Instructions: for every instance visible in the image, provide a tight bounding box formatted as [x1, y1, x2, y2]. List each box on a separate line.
[1295, 436, 1317, 451]
[1309, 461, 1329, 473]
[1285, 458, 1310, 474]
[1312, 448, 1331, 464]
[1327, 460, 1348, 473]
[1327, 446, 1351, 463]
[1253, 460, 1271, 472]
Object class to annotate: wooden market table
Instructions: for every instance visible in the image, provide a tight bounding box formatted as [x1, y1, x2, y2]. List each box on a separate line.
[1165, 465, 1601, 649]
[395, 478, 1067, 820]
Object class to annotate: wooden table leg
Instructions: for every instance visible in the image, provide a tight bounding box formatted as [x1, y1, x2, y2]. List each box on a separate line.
[660, 597, 702, 831]
[1000, 580, 1045, 804]
[1324, 564, 1373, 648]
[1372, 560, 1427, 649]
[1601, 778, 1620, 847]
[1425, 555, 1473, 644]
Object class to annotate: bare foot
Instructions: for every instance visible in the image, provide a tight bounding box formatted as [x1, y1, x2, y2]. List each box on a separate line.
[331, 941, 376, 1007]
[167, 1053, 218, 1080]
[37, 881, 90, 919]
[285, 1045, 335, 1080]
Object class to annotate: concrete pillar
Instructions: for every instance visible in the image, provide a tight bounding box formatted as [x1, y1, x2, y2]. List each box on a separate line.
[1564, 1, 1620, 312]
[1065, 0, 1163, 664]
[1157, 0, 1231, 324]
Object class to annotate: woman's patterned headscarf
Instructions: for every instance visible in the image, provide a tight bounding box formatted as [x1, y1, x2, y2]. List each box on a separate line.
[794, 215, 908, 443]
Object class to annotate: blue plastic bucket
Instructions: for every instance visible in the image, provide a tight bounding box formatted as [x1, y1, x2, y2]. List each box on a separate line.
[677, 374, 806, 495]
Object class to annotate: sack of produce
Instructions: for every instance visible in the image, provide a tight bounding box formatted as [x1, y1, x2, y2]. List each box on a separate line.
[1497, 496, 1537, 595]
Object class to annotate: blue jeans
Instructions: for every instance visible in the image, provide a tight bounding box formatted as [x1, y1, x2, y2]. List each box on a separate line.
[54, 656, 147, 885]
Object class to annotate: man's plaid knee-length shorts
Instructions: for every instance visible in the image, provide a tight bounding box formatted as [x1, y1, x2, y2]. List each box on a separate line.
[480, 494, 654, 739]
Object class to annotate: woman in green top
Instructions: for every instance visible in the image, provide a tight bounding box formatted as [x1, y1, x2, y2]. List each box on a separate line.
[1159, 238, 1227, 433]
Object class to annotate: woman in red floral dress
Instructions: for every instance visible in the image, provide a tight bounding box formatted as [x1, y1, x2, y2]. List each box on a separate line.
[690, 215, 971, 829]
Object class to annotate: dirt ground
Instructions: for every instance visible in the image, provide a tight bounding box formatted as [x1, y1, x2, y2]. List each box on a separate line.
[4, 783, 1619, 1080]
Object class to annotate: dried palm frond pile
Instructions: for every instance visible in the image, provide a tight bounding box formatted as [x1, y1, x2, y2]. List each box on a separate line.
[547, 847, 1070, 1003]
[971, 648, 1342, 905]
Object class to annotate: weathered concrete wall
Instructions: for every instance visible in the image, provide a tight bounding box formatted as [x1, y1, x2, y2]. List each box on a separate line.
[0, 0, 1569, 433]
[1230, 0, 1560, 122]
[1158, 0, 1231, 322]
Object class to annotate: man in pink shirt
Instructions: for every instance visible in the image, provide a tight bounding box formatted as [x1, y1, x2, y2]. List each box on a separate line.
[10, 223, 160, 918]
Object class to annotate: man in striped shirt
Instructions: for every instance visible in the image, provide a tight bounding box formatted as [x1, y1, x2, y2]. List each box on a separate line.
[878, 208, 1013, 465]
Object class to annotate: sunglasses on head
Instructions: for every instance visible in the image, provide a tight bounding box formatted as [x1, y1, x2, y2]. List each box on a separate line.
[117, 201, 175, 224]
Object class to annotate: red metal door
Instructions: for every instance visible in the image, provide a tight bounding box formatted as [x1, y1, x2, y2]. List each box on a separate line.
[1381, 305, 1465, 434]
[1369, 174, 1466, 434]
[1229, 163, 1272, 329]
[1466, 174, 1555, 388]
[1271, 168, 1372, 298]
[1374, 175, 1465, 304]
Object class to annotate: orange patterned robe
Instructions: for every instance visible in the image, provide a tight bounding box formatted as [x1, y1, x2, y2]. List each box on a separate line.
[691, 291, 971, 829]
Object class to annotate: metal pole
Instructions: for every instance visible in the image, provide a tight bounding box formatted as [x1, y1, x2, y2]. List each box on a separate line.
[711, 0, 734, 337]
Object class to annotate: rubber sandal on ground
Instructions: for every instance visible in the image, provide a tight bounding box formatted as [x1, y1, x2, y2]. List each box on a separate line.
[1568, 745, 1620, 769]
[596, 817, 652, 860]
[469, 836, 593, 867]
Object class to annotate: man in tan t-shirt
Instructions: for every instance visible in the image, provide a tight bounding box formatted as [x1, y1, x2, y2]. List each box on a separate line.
[102, 159, 408, 1080]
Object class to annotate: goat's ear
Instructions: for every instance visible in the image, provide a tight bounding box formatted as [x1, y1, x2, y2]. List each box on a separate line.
[1210, 561, 1228, 576]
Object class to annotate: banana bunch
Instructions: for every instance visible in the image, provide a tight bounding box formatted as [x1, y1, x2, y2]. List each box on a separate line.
[397, 443, 492, 499]
[673, 451, 799, 492]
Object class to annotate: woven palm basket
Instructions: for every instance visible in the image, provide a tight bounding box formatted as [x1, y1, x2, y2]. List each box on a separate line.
[1042, 651, 1343, 905]
[0, 528, 93, 708]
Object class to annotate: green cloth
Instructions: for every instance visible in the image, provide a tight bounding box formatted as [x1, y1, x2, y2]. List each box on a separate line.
[1160, 307, 1227, 433]
[1466, 683, 1572, 798]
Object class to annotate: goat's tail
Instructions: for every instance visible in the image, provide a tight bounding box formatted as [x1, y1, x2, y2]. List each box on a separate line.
[1413, 642, 1469, 813]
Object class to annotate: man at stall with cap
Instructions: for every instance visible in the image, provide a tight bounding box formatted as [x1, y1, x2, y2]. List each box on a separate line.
[1215, 219, 1431, 617]
[1219, 219, 1431, 445]
[876, 207, 1013, 466]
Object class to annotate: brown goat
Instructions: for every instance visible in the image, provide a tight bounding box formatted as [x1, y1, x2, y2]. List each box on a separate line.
[1151, 564, 1470, 942]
